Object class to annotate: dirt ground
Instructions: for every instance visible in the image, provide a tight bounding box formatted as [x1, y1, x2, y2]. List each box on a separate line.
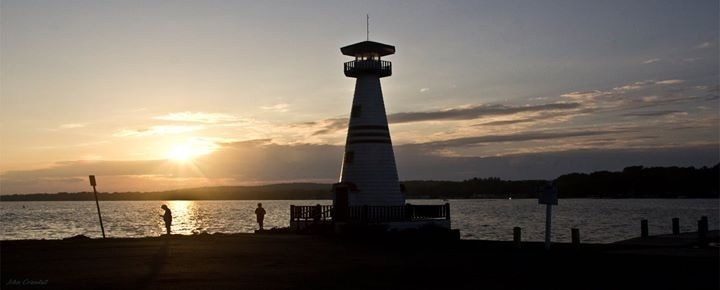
[1, 233, 718, 290]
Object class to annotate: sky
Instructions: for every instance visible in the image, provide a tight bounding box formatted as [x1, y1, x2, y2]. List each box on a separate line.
[1, 0, 718, 194]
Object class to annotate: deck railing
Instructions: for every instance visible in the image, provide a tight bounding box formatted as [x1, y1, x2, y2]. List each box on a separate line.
[344, 60, 392, 77]
[409, 204, 451, 220]
[290, 204, 333, 224]
[290, 203, 450, 226]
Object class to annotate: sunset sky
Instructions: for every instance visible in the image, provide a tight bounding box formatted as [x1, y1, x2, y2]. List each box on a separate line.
[1, 1, 718, 194]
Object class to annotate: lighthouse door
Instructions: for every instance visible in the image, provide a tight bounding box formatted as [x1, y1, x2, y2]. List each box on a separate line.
[334, 187, 349, 222]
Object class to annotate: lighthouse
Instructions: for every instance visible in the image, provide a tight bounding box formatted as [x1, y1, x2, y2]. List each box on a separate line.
[288, 36, 452, 232]
[334, 39, 404, 208]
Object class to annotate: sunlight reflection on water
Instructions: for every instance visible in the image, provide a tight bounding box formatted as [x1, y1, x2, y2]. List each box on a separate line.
[1, 199, 717, 243]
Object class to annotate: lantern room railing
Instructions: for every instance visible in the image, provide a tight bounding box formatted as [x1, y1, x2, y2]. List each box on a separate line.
[344, 59, 392, 78]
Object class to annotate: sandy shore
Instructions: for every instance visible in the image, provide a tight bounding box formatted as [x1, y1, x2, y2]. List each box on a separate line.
[2, 233, 718, 290]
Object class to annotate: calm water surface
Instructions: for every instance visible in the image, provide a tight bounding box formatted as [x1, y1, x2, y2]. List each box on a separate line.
[1, 199, 717, 243]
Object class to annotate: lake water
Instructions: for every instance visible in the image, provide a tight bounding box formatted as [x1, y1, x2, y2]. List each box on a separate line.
[1, 199, 717, 243]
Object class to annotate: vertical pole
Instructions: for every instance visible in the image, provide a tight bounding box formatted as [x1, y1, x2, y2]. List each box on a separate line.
[641, 219, 649, 238]
[513, 227, 522, 248]
[92, 185, 106, 238]
[290, 205, 295, 227]
[672, 218, 680, 235]
[444, 203, 451, 220]
[405, 203, 413, 221]
[88, 175, 106, 239]
[571, 228, 580, 245]
[314, 204, 321, 223]
[698, 216, 708, 246]
[544, 204, 552, 250]
[700, 216, 708, 233]
[362, 205, 368, 224]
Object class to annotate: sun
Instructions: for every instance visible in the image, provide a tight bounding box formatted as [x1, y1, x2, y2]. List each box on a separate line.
[165, 141, 215, 162]
[167, 144, 194, 161]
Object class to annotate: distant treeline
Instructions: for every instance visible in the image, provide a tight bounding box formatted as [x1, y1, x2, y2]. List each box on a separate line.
[1, 165, 717, 201]
[0, 183, 332, 201]
[554, 164, 719, 198]
[405, 164, 718, 199]
[402, 178, 546, 199]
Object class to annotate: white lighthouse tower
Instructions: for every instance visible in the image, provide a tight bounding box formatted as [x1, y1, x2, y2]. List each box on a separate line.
[288, 35, 451, 232]
[334, 39, 404, 209]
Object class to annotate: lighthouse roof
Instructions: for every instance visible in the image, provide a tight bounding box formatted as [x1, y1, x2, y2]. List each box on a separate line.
[341, 41, 395, 57]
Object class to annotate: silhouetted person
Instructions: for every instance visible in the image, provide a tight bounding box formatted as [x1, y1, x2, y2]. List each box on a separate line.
[160, 204, 172, 235]
[255, 203, 266, 230]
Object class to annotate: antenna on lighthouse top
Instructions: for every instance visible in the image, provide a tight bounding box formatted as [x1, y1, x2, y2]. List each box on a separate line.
[366, 14, 369, 41]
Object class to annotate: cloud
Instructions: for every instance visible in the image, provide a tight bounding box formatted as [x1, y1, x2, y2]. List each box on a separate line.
[420, 88, 430, 93]
[414, 129, 627, 148]
[291, 117, 348, 136]
[642, 58, 660, 64]
[655, 79, 684, 85]
[561, 79, 703, 112]
[473, 119, 535, 126]
[640, 96, 658, 102]
[287, 77, 711, 146]
[0, 160, 166, 181]
[299, 102, 582, 136]
[113, 125, 204, 137]
[621, 110, 685, 117]
[260, 103, 290, 112]
[609, 80, 682, 93]
[31, 140, 109, 150]
[560, 90, 606, 100]
[58, 123, 87, 129]
[286, 78, 712, 153]
[705, 85, 719, 93]
[695, 42, 712, 49]
[612, 81, 655, 91]
[387, 102, 581, 124]
[667, 116, 720, 131]
[154, 112, 240, 123]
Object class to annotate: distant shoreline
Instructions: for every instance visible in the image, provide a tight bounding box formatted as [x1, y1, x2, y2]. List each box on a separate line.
[2, 164, 717, 201]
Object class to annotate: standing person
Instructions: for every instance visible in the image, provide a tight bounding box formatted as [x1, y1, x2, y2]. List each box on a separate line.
[255, 203, 266, 230]
[160, 204, 172, 235]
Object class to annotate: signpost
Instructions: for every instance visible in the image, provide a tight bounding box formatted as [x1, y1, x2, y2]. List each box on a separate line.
[89, 175, 106, 238]
[538, 183, 558, 250]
